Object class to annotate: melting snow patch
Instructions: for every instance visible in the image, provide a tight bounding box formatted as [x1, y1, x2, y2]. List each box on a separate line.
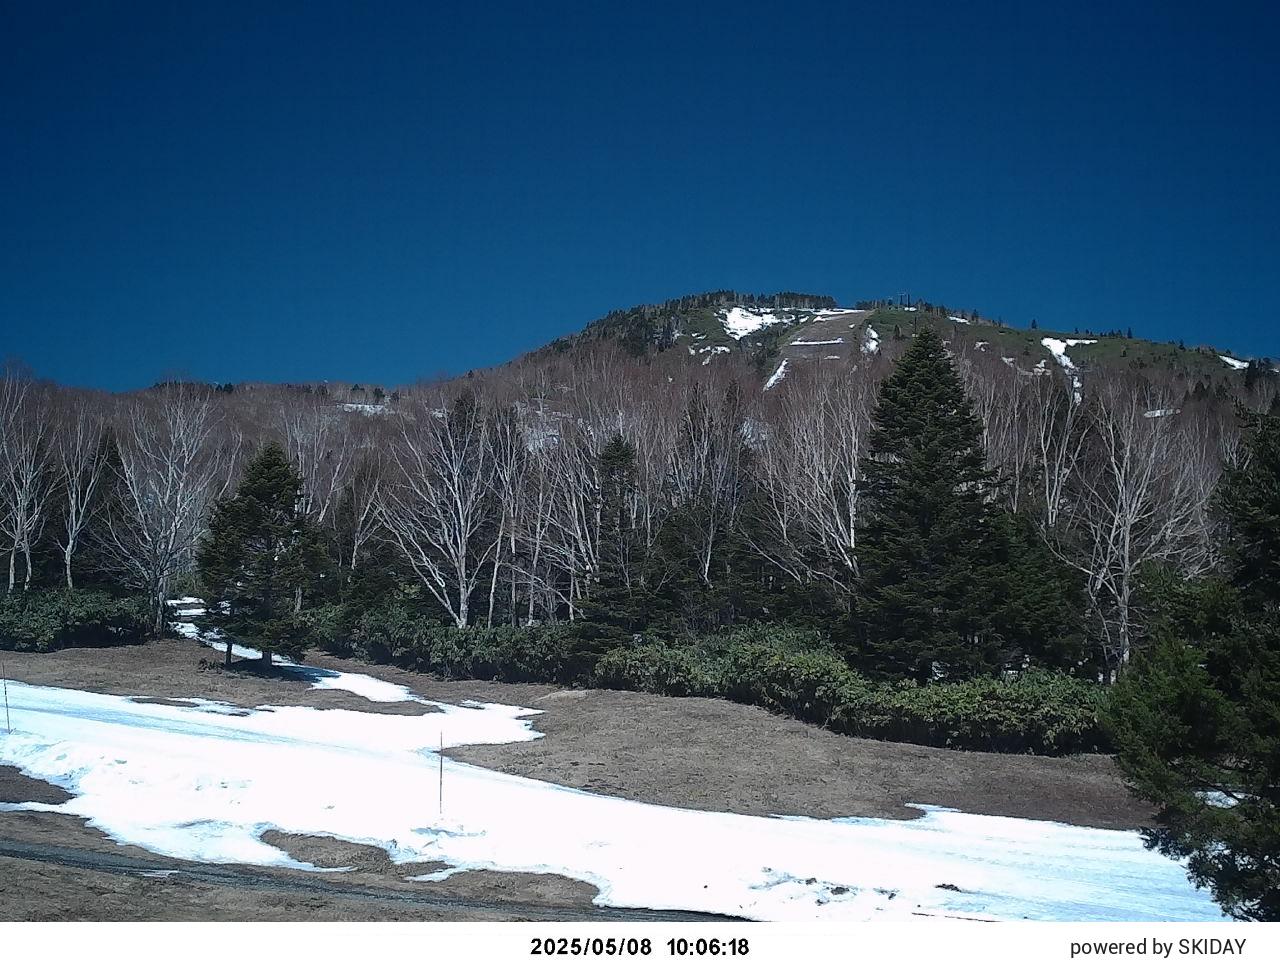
[720, 307, 791, 339]
[1144, 408, 1180, 419]
[173, 620, 421, 704]
[949, 316, 969, 324]
[764, 359, 789, 391]
[792, 338, 844, 346]
[1041, 338, 1097, 373]
[863, 326, 880, 354]
[1220, 355, 1249, 371]
[719, 307, 847, 340]
[0, 682, 1226, 922]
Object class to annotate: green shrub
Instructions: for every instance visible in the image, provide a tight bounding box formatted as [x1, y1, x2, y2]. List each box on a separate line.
[854, 671, 1109, 753]
[593, 643, 722, 697]
[297, 603, 348, 655]
[412, 624, 570, 682]
[301, 607, 1107, 756]
[592, 631, 1108, 755]
[0, 590, 151, 653]
[350, 603, 436, 665]
[332, 602, 572, 683]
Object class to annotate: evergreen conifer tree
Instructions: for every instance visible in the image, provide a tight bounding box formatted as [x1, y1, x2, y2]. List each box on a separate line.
[1105, 408, 1280, 919]
[852, 328, 1011, 681]
[197, 443, 325, 668]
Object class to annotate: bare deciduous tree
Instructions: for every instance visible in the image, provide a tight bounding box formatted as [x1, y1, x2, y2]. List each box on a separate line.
[0, 373, 51, 593]
[1059, 378, 1219, 675]
[751, 364, 877, 601]
[100, 389, 232, 633]
[53, 398, 109, 589]
[377, 393, 496, 627]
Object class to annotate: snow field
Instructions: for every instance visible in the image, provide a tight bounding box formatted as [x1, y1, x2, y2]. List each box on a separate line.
[0, 673, 1227, 922]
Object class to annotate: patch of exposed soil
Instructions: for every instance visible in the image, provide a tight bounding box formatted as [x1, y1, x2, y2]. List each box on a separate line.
[0, 765, 73, 805]
[0, 811, 691, 921]
[4, 638, 1151, 829]
[261, 830, 448, 878]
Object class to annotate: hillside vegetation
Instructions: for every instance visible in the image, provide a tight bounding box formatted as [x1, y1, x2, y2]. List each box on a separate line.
[3, 289, 1278, 917]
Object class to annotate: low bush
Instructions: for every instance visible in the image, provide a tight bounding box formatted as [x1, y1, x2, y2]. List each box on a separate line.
[319, 602, 573, 683]
[590, 630, 1108, 755]
[832, 669, 1109, 754]
[299, 607, 1108, 755]
[0, 590, 151, 653]
[415, 624, 572, 683]
[594, 642, 721, 697]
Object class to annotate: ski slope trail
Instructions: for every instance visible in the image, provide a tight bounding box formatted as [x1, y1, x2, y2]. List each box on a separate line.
[0, 663, 1227, 921]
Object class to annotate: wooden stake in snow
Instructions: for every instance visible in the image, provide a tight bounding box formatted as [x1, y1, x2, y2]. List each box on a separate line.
[2, 655, 10, 734]
[438, 731, 444, 816]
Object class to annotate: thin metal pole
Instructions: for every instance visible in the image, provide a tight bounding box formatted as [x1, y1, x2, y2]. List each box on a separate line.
[438, 732, 444, 816]
[2, 655, 10, 734]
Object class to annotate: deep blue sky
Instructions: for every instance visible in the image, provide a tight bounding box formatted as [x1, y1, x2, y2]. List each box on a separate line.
[3, 1, 1278, 390]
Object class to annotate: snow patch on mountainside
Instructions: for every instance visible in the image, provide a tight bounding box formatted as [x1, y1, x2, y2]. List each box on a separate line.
[718, 307, 846, 340]
[764, 358, 789, 390]
[1041, 337, 1098, 373]
[863, 326, 880, 354]
[721, 307, 792, 339]
[1220, 355, 1249, 371]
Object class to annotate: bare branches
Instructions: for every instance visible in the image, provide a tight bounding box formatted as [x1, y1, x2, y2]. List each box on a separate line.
[1055, 377, 1220, 674]
[53, 398, 109, 589]
[0, 372, 51, 593]
[98, 388, 229, 632]
[750, 363, 878, 600]
[377, 393, 497, 627]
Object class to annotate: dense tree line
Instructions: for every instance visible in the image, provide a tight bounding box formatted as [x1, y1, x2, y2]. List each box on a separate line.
[1, 326, 1275, 678]
[2, 320, 1277, 917]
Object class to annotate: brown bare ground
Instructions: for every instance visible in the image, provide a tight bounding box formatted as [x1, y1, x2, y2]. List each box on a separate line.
[0, 637, 1151, 919]
[0, 811, 678, 920]
[4, 637, 1150, 827]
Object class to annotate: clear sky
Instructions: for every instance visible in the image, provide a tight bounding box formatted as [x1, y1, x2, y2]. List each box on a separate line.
[3, 1, 1278, 390]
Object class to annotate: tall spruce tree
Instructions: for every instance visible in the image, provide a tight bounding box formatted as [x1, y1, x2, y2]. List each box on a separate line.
[852, 328, 1011, 681]
[1106, 408, 1280, 920]
[197, 442, 325, 668]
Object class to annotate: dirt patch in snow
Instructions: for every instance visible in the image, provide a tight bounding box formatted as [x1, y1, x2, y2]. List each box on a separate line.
[261, 830, 446, 877]
[0, 811, 660, 921]
[0, 765, 72, 804]
[4, 638, 1152, 831]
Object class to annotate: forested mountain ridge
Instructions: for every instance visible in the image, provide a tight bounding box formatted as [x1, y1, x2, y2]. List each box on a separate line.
[523, 291, 1271, 396]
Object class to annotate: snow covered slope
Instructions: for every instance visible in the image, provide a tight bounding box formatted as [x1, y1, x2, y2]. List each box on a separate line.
[0, 666, 1227, 922]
